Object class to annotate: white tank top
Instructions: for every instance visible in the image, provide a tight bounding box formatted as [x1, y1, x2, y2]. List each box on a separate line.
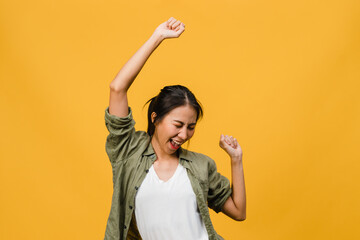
[135, 163, 209, 240]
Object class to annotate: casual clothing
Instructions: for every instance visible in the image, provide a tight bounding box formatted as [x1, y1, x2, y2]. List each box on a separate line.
[104, 106, 232, 240]
[135, 164, 209, 240]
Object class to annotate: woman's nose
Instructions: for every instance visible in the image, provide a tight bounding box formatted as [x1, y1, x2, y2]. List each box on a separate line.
[178, 129, 187, 140]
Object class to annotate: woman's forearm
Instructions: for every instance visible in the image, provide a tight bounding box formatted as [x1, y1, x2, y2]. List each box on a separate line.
[110, 32, 164, 93]
[230, 157, 246, 220]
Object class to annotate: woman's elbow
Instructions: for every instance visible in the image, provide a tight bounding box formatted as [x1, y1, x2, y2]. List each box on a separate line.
[109, 83, 127, 93]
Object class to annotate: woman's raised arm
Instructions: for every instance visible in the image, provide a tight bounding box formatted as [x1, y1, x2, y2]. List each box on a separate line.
[219, 134, 246, 221]
[109, 17, 185, 117]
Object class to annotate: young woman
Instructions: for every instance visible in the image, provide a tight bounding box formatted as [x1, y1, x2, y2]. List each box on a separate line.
[104, 17, 246, 240]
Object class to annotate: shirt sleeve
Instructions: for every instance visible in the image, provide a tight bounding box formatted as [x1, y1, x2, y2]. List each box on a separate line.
[104, 106, 143, 164]
[207, 158, 233, 213]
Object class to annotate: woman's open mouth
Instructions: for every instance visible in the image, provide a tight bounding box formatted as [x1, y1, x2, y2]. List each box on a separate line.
[170, 139, 182, 150]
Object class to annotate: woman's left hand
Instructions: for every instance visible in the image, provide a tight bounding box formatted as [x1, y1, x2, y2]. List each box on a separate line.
[219, 134, 243, 161]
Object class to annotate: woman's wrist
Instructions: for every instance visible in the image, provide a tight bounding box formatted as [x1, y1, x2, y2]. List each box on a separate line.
[150, 31, 165, 45]
[231, 155, 243, 165]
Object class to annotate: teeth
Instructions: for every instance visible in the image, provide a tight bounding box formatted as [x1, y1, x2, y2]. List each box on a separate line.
[172, 139, 181, 146]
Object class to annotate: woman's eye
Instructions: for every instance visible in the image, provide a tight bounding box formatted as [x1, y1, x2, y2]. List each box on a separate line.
[174, 125, 182, 128]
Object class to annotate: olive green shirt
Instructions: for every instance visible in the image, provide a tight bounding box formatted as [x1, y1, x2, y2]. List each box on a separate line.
[104, 107, 232, 240]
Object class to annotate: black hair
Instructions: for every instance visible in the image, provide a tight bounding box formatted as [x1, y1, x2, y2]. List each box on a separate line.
[145, 85, 203, 136]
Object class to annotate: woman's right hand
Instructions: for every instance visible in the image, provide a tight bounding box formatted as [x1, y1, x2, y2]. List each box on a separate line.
[153, 17, 185, 40]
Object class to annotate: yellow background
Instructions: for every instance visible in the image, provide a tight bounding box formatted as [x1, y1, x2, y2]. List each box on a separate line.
[1, 0, 359, 239]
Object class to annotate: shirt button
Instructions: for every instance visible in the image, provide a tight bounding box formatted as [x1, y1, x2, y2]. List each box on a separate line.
[129, 205, 133, 209]
[135, 186, 138, 190]
[124, 225, 127, 229]
[145, 169, 149, 173]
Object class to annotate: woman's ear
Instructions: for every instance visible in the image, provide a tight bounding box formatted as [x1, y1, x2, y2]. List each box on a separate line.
[151, 112, 157, 124]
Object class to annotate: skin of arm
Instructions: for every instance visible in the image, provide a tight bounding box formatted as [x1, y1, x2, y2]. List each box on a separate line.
[109, 17, 186, 118]
[219, 134, 247, 221]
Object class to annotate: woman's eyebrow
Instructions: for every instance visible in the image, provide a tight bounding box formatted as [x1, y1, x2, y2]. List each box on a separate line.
[173, 120, 196, 126]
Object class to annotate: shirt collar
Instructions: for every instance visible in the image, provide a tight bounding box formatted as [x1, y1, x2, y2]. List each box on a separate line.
[142, 140, 155, 156]
[178, 147, 193, 162]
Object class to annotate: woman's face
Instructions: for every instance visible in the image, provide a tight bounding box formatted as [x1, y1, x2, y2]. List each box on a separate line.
[152, 104, 197, 156]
